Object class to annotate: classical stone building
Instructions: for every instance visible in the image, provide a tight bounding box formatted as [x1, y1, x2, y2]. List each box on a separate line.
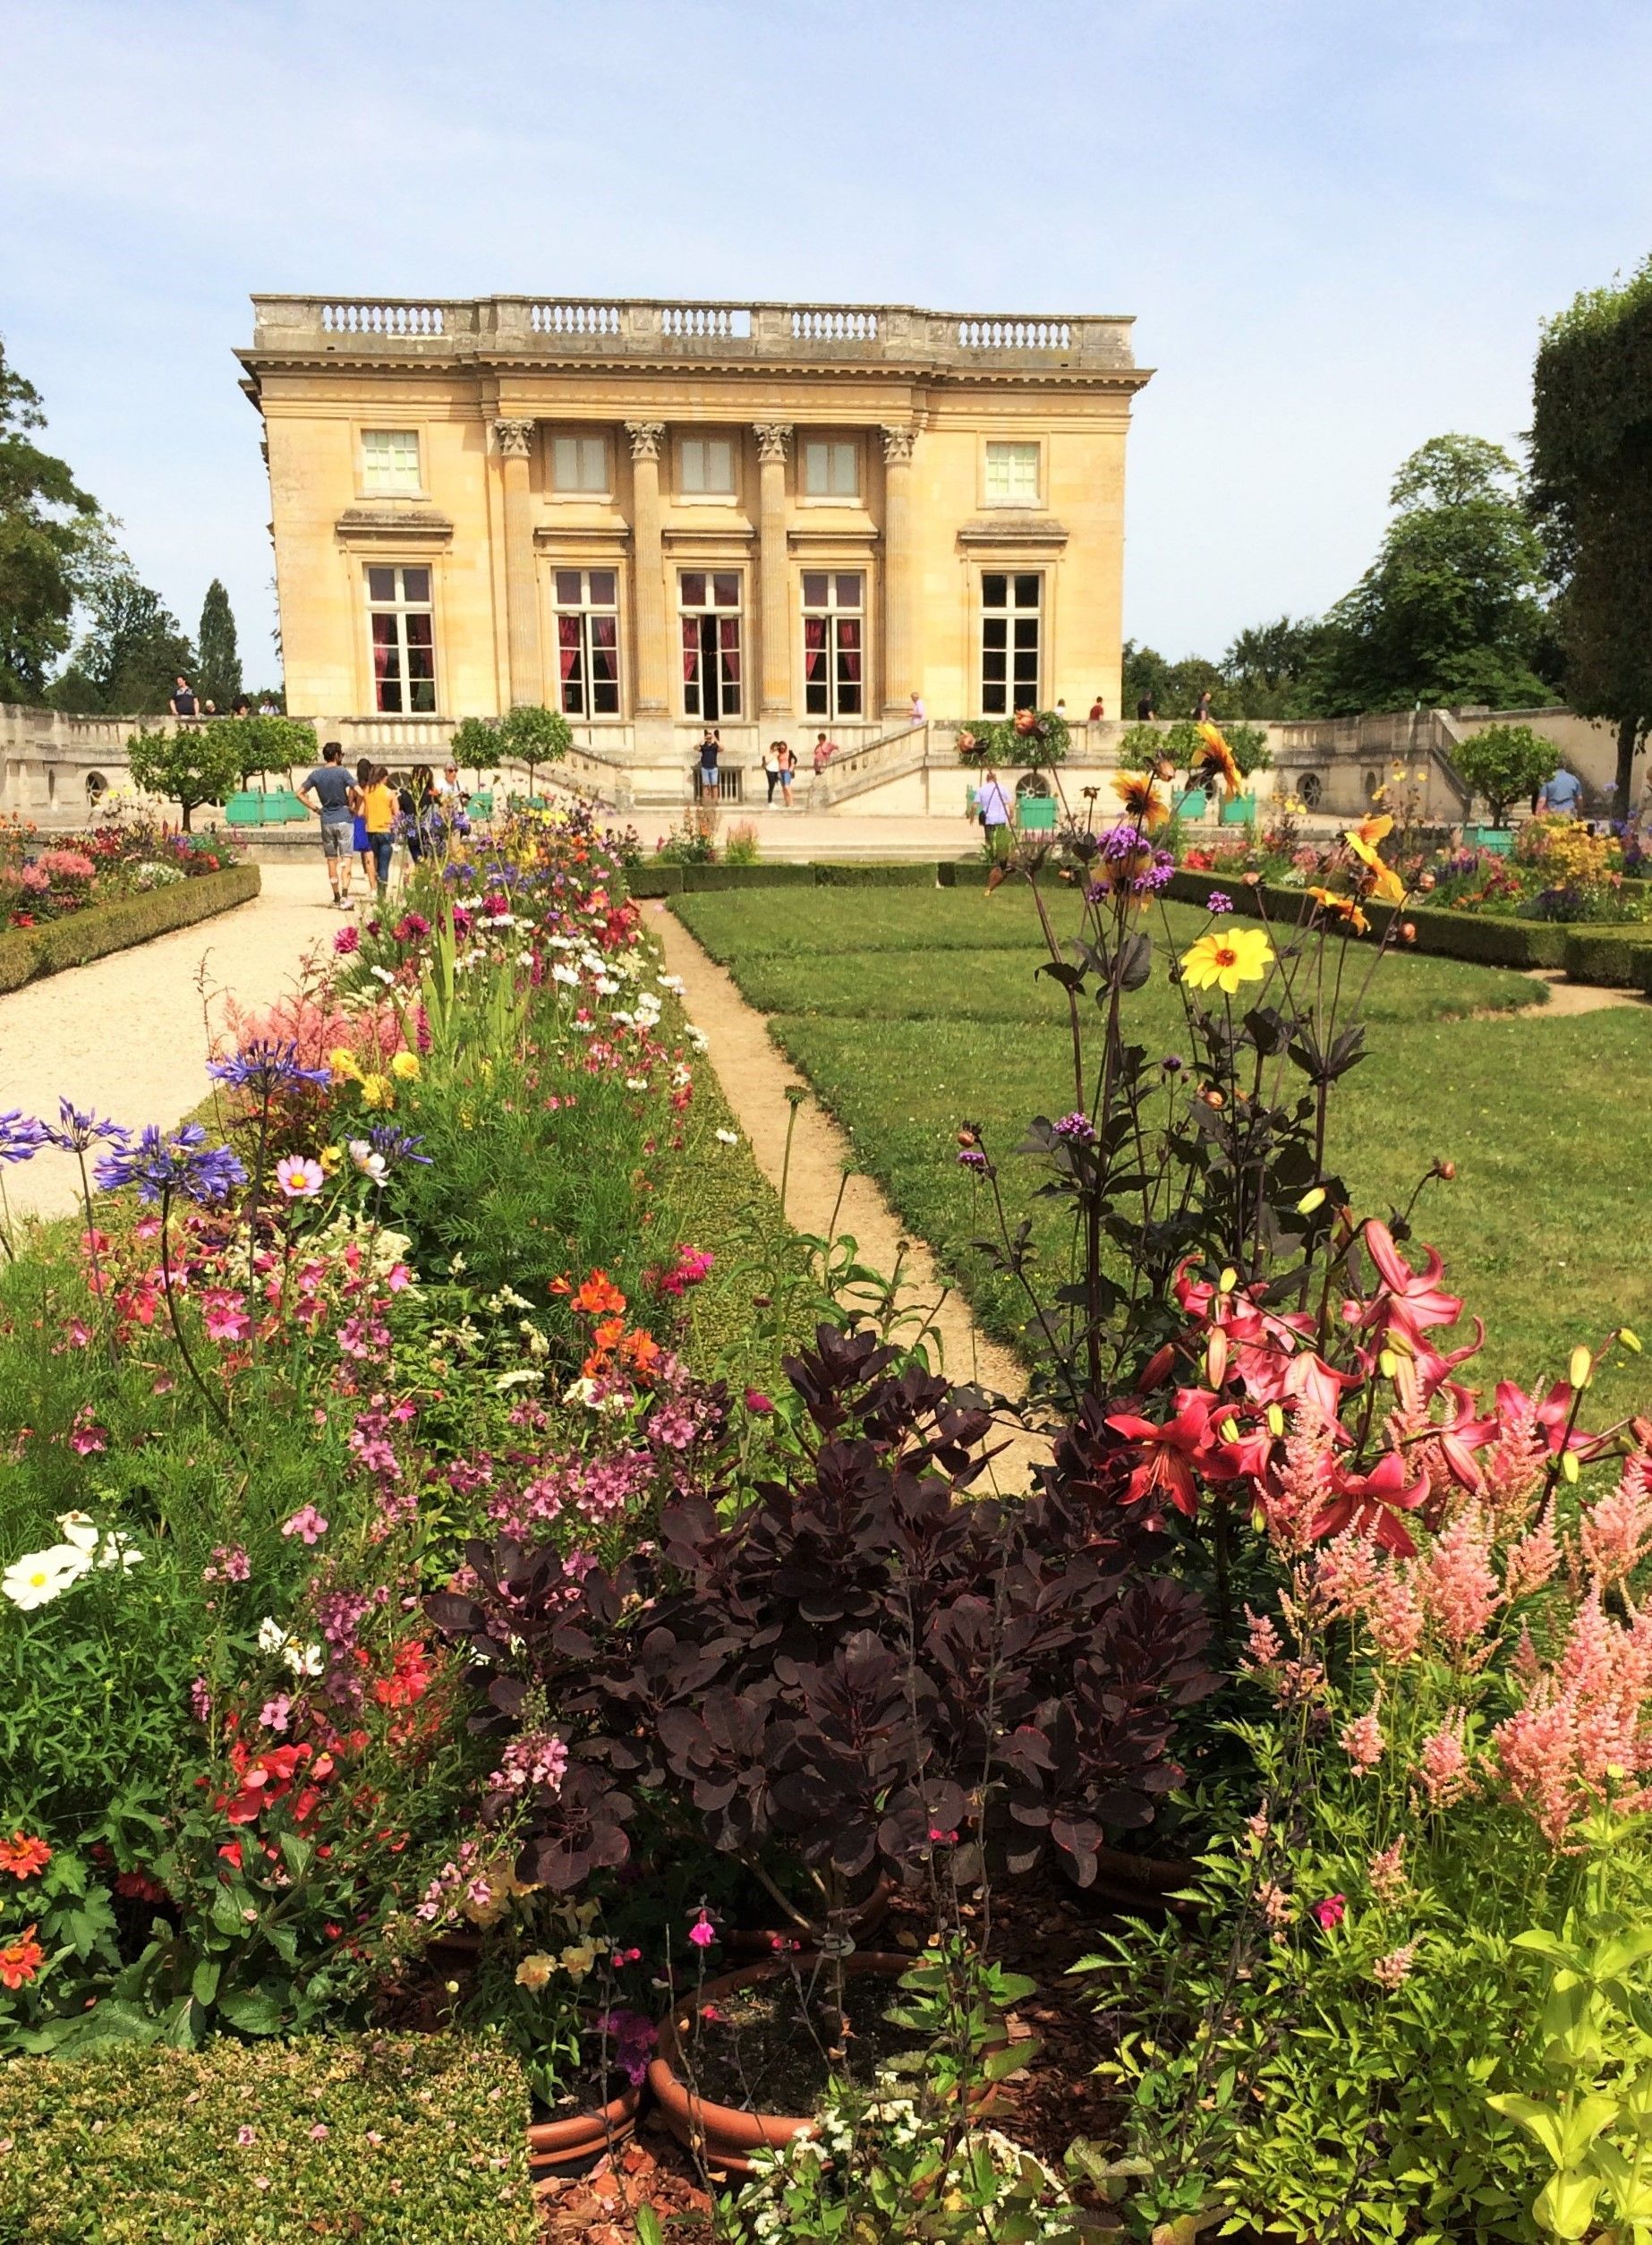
[235, 294, 1151, 798]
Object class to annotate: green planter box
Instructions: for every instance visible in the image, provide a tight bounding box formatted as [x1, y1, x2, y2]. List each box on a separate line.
[1219, 794, 1256, 826]
[1463, 824, 1515, 855]
[1018, 797, 1058, 832]
[1173, 790, 1209, 818]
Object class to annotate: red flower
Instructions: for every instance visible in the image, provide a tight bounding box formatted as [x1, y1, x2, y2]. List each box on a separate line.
[1312, 1893, 1347, 1931]
[1104, 1388, 1219, 1517]
[0, 1832, 51, 1879]
[1315, 1451, 1430, 1556]
[0, 1924, 44, 1989]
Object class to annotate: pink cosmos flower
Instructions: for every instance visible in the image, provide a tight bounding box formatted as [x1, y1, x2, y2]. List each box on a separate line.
[281, 1506, 328, 1545]
[275, 1157, 325, 1201]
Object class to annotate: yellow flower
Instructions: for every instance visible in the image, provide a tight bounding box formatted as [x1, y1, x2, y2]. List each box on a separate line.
[1192, 723, 1241, 796]
[1307, 885, 1369, 935]
[318, 1146, 341, 1175]
[559, 1941, 598, 1983]
[328, 1046, 362, 1083]
[359, 1074, 395, 1110]
[389, 1051, 422, 1081]
[1180, 926, 1275, 994]
[1343, 830, 1406, 905]
[1111, 772, 1168, 831]
[515, 1952, 555, 1991]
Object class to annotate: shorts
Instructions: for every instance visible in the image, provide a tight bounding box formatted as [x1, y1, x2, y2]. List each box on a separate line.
[352, 815, 369, 852]
[319, 819, 353, 859]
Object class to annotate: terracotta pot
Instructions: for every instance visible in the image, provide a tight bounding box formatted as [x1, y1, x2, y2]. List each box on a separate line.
[725, 1873, 895, 1959]
[525, 2077, 643, 2175]
[648, 1950, 1006, 2178]
[1086, 1840, 1201, 1919]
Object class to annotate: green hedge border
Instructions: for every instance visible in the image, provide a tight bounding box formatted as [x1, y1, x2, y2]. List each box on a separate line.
[1168, 868, 1652, 981]
[0, 865, 260, 995]
[626, 859, 948, 898]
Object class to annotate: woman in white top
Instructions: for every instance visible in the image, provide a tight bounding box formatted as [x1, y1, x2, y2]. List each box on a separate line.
[762, 743, 781, 804]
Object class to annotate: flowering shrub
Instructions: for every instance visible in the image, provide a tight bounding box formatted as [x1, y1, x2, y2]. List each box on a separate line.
[0, 815, 237, 928]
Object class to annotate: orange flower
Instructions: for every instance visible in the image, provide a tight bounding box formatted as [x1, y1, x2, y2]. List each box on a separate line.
[1356, 811, 1394, 848]
[1192, 723, 1241, 796]
[1111, 772, 1168, 831]
[1012, 708, 1041, 736]
[1343, 829, 1406, 905]
[0, 1924, 43, 1990]
[0, 1833, 50, 1880]
[1307, 886, 1369, 935]
[621, 1327, 662, 1377]
[571, 1270, 627, 1319]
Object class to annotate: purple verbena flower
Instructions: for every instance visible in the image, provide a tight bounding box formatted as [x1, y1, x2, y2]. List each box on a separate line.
[1052, 1111, 1097, 1145]
[1207, 891, 1235, 915]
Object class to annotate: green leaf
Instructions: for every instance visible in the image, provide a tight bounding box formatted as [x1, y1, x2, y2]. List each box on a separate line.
[1534, 2169, 1602, 2240]
[217, 1989, 285, 2036]
[191, 1958, 221, 2009]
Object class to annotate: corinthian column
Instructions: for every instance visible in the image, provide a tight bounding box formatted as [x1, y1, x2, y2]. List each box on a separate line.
[492, 418, 541, 707]
[626, 422, 668, 713]
[881, 425, 916, 720]
[754, 423, 793, 715]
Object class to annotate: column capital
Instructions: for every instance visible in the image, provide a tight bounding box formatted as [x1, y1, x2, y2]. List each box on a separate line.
[626, 421, 666, 462]
[881, 424, 916, 466]
[753, 422, 793, 464]
[492, 417, 534, 458]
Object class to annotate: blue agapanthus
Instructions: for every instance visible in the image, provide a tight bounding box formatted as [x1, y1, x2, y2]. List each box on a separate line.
[0, 1111, 47, 1165]
[207, 1040, 333, 1096]
[94, 1122, 248, 1206]
[40, 1098, 130, 1155]
[365, 1124, 432, 1174]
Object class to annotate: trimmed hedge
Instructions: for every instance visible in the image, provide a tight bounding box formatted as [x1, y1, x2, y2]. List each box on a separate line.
[626, 860, 949, 898]
[0, 865, 260, 994]
[1168, 869, 1582, 971]
[1563, 926, 1652, 986]
[0, 2033, 535, 2242]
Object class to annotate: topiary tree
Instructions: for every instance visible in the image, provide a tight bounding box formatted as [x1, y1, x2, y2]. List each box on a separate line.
[1224, 722, 1273, 781]
[1452, 723, 1559, 826]
[451, 707, 571, 797]
[125, 722, 243, 830]
[235, 713, 316, 788]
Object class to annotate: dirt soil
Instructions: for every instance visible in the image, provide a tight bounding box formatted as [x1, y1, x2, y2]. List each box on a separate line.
[654, 903, 1050, 1493]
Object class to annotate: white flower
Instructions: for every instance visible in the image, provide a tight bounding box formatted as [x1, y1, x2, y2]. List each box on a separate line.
[370, 966, 396, 986]
[494, 1368, 544, 1392]
[55, 1511, 100, 1554]
[257, 1617, 288, 1655]
[563, 1376, 600, 1408]
[285, 1641, 325, 1678]
[347, 1140, 387, 1182]
[96, 1532, 143, 1573]
[569, 1020, 596, 1035]
[685, 1029, 709, 1053]
[3, 1542, 92, 1610]
[547, 935, 576, 951]
[594, 977, 621, 997]
[657, 974, 685, 994]
[551, 965, 580, 987]
[625, 1077, 649, 1092]
[715, 1129, 739, 1146]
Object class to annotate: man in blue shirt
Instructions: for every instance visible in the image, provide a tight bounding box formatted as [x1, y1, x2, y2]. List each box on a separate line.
[1537, 764, 1584, 819]
[300, 741, 359, 908]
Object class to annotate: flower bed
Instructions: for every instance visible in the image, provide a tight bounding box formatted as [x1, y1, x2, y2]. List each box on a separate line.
[0, 814, 241, 930]
[0, 863, 260, 994]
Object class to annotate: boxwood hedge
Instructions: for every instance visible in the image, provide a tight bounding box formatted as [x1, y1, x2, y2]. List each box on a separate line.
[626, 859, 947, 898]
[0, 865, 261, 994]
[0, 2033, 534, 2243]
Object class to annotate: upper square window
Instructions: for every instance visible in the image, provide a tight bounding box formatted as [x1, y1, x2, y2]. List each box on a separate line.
[984, 440, 1040, 507]
[803, 440, 859, 498]
[362, 429, 422, 496]
[679, 437, 736, 495]
[552, 434, 609, 493]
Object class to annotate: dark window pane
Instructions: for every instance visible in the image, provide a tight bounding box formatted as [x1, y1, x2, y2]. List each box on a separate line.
[801, 572, 829, 607]
[835, 573, 862, 609]
[805, 679, 828, 714]
[680, 572, 706, 608]
[983, 574, 1008, 609]
[367, 568, 396, 603]
[593, 677, 619, 713]
[983, 651, 1007, 682]
[1013, 574, 1040, 608]
[712, 572, 739, 608]
[838, 618, 860, 650]
[839, 679, 861, 713]
[371, 613, 397, 645]
[983, 619, 1008, 649]
[378, 675, 404, 713]
[402, 568, 431, 603]
[983, 683, 1006, 714]
[588, 570, 617, 606]
[555, 570, 582, 604]
[591, 615, 617, 649]
[411, 678, 436, 713]
[405, 614, 433, 646]
[1013, 619, 1038, 650]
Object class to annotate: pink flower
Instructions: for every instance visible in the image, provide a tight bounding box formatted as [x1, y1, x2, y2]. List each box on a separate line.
[236, 2125, 257, 2147]
[308, 2123, 329, 2140]
[275, 1157, 325, 1201]
[1418, 1505, 1500, 1660]
[1505, 1514, 1560, 1601]
[1367, 1838, 1407, 1901]
[260, 1695, 291, 1733]
[281, 1506, 328, 1546]
[687, 1909, 717, 1950]
[1312, 1893, 1347, 1931]
[743, 1388, 773, 1416]
[1494, 1591, 1652, 1845]
[1580, 1455, 1652, 1590]
[1341, 1706, 1385, 1771]
[1418, 1711, 1476, 1809]
[1372, 1942, 1418, 1989]
[189, 1678, 212, 1721]
[1241, 1605, 1282, 1672]
[200, 1290, 251, 1344]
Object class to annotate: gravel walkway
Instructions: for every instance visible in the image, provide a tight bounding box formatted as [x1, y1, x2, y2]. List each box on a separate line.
[0, 862, 345, 1222]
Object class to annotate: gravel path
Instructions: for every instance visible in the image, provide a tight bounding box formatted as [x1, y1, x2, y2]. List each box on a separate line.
[653, 903, 1049, 1491]
[0, 862, 344, 1222]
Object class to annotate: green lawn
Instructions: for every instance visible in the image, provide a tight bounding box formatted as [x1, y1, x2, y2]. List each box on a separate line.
[674, 883, 1652, 1414]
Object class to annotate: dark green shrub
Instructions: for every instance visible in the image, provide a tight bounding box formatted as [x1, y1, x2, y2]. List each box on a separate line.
[813, 861, 936, 887]
[0, 866, 260, 994]
[0, 2034, 534, 2242]
[621, 862, 684, 897]
[1563, 927, 1652, 986]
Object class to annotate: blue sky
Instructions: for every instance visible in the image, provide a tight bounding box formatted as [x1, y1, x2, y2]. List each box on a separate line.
[4, 0, 1650, 682]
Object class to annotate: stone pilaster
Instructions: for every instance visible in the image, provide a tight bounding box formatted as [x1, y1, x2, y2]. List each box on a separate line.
[881, 425, 916, 719]
[492, 418, 541, 707]
[754, 423, 793, 716]
[626, 422, 668, 713]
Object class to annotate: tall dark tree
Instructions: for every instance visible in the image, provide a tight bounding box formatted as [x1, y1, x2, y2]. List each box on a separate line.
[196, 577, 242, 708]
[51, 563, 193, 715]
[1306, 434, 1556, 717]
[0, 336, 105, 702]
[1529, 258, 1652, 819]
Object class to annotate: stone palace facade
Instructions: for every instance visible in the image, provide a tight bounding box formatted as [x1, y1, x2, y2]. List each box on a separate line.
[235, 295, 1151, 795]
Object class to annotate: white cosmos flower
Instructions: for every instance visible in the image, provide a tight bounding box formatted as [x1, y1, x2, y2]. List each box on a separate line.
[551, 965, 580, 986]
[370, 966, 396, 986]
[657, 974, 685, 993]
[55, 1511, 100, 1554]
[494, 1368, 543, 1392]
[569, 1020, 596, 1035]
[625, 1077, 649, 1092]
[4, 1542, 92, 1611]
[715, 1129, 739, 1146]
[347, 1140, 387, 1182]
[96, 1532, 143, 1573]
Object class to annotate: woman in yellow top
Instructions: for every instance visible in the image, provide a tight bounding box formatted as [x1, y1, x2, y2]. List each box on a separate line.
[360, 764, 397, 901]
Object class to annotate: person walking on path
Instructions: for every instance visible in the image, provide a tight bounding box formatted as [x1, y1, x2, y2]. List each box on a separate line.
[350, 758, 375, 892]
[1088, 693, 1105, 720]
[777, 742, 796, 808]
[168, 675, 198, 719]
[976, 767, 1015, 894]
[361, 764, 398, 902]
[1192, 688, 1213, 723]
[1537, 764, 1585, 819]
[1136, 687, 1156, 721]
[762, 742, 781, 804]
[908, 690, 925, 728]
[298, 740, 357, 908]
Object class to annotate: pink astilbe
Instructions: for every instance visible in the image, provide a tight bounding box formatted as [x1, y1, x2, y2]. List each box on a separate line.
[1313, 1531, 1380, 1621]
[1493, 1592, 1652, 1847]
[1417, 1711, 1477, 1809]
[1367, 1837, 1407, 1901]
[1241, 1604, 1283, 1674]
[1478, 1387, 1550, 1525]
[1580, 1451, 1652, 1591]
[1418, 1504, 1501, 1663]
[217, 988, 404, 1075]
[1266, 1405, 1340, 1549]
[1341, 1702, 1386, 1771]
[1372, 1942, 1418, 1989]
[1366, 1566, 1426, 1663]
[1505, 1513, 1561, 1602]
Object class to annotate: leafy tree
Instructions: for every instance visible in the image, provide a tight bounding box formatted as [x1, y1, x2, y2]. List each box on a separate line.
[1529, 259, 1652, 818]
[125, 722, 243, 830]
[196, 578, 242, 709]
[0, 335, 105, 702]
[1221, 615, 1333, 716]
[1121, 642, 1223, 719]
[452, 706, 571, 796]
[1307, 434, 1556, 717]
[236, 713, 316, 784]
[1452, 722, 1560, 826]
[53, 562, 192, 714]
